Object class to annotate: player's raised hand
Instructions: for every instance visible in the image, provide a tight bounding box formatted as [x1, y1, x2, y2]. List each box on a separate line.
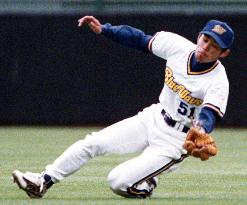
[78, 16, 102, 34]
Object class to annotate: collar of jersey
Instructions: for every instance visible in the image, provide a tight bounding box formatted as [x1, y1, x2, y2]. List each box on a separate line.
[187, 51, 219, 75]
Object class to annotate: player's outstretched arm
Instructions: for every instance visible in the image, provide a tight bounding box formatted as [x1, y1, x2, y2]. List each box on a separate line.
[78, 15, 151, 53]
[78, 16, 102, 34]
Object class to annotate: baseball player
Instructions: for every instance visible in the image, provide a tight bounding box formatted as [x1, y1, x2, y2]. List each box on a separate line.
[12, 16, 234, 199]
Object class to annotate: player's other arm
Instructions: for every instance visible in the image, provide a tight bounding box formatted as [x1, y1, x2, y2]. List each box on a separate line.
[196, 107, 217, 133]
[78, 15, 152, 53]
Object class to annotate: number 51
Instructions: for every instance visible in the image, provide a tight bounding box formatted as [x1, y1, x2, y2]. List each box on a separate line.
[178, 101, 195, 118]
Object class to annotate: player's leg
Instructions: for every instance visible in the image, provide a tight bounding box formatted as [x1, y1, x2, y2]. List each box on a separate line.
[107, 147, 187, 198]
[44, 115, 149, 182]
[12, 108, 152, 198]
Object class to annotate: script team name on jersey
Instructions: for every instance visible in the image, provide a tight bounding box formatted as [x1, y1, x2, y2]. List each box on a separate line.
[165, 67, 203, 106]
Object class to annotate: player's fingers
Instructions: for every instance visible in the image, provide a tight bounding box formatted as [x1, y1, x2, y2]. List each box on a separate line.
[78, 16, 93, 27]
[88, 22, 102, 34]
[78, 16, 101, 28]
[78, 17, 85, 27]
[91, 18, 101, 27]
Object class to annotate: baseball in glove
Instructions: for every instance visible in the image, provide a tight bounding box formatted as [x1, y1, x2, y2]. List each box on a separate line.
[183, 127, 217, 161]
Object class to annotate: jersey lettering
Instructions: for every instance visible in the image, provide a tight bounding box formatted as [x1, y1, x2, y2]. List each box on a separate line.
[165, 67, 203, 106]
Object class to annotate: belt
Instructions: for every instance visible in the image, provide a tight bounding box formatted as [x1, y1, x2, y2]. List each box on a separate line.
[161, 109, 190, 133]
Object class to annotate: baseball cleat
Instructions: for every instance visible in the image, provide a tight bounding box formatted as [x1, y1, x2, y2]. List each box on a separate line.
[147, 176, 158, 191]
[12, 170, 27, 190]
[128, 176, 159, 198]
[12, 170, 48, 198]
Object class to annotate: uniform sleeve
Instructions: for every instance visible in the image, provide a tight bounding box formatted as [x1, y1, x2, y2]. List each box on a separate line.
[101, 23, 152, 53]
[202, 78, 229, 119]
[149, 31, 195, 60]
[198, 107, 217, 133]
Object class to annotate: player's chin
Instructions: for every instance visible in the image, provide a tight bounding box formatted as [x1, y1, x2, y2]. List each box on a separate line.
[195, 52, 210, 63]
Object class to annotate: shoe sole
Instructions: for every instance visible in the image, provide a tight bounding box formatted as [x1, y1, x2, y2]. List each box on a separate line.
[12, 171, 26, 190]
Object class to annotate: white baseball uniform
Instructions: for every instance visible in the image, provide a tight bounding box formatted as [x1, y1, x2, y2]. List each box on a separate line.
[44, 31, 229, 198]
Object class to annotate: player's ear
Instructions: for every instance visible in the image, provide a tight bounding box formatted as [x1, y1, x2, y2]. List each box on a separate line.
[219, 49, 230, 58]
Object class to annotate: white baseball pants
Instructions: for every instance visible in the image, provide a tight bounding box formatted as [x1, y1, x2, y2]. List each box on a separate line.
[45, 103, 188, 197]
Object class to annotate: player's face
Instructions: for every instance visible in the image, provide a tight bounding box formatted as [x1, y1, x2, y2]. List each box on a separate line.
[195, 34, 225, 63]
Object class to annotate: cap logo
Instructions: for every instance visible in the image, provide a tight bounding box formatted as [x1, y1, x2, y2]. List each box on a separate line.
[212, 25, 226, 35]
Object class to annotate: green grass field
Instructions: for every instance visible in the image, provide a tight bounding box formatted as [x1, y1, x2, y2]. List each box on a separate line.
[0, 126, 246, 205]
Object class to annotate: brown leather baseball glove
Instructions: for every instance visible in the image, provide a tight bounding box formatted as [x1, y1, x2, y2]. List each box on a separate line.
[183, 127, 217, 161]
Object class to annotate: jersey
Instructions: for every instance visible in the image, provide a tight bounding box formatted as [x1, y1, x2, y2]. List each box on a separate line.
[149, 31, 229, 128]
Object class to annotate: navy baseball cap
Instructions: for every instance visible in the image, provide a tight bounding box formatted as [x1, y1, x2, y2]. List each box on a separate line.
[200, 20, 234, 49]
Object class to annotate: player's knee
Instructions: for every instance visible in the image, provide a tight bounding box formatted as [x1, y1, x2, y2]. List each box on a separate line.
[108, 171, 123, 190]
[108, 174, 133, 198]
[107, 170, 129, 195]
